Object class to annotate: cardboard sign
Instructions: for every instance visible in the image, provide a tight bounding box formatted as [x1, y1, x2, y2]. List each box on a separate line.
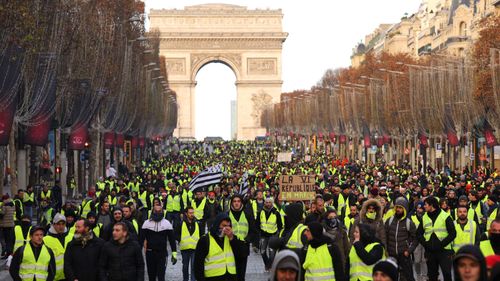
[279, 175, 316, 201]
[277, 152, 292, 162]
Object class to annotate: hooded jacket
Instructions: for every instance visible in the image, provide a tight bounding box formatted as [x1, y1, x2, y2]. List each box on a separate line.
[228, 194, 256, 244]
[453, 245, 488, 281]
[349, 198, 386, 246]
[193, 212, 247, 281]
[268, 250, 301, 281]
[384, 196, 418, 257]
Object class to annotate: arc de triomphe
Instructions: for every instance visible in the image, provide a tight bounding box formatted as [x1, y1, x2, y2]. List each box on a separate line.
[149, 4, 287, 140]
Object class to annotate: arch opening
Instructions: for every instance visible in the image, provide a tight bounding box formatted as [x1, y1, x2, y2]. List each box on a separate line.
[194, 62, 237, 141]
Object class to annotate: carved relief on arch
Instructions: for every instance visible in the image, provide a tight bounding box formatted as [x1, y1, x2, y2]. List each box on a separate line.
[190, 53, 242, 80]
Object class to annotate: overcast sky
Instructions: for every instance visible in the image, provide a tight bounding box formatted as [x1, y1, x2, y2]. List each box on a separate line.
[144, 0, 422, 139]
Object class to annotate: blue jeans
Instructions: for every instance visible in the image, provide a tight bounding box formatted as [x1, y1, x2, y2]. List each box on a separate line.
[181, 249, 195, 281]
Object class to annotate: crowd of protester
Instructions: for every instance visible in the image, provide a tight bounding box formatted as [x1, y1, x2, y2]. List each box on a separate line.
[0, 140, 499, 281]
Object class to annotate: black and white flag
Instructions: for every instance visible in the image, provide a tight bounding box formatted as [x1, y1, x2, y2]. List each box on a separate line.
[189, 163, 223, 192]
[238, 171, 249, 195]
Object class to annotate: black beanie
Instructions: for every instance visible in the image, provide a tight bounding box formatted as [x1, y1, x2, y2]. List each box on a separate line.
[307, 221, 323, 239]
[373, 259, 398, 281]
[285, 203, 303, 220]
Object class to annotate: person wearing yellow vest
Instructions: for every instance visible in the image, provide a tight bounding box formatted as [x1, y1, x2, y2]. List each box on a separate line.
[13, 215, 32, 253]
[9, 225, 56, 281]
[23, 186, 35, 220]
[349, 223, 384, 281]
[86, 212, 103, 238]
[416, 197, 456, 281]
[303, 221, 345, 281]
[228, 194, 256, 281]
[256, 197, 283, 271]
[193, 212, 246, 281]
[479, 218, 500, 258]
[39, 199, 55, 228]
[122, 205, 139, 235]
[453, 205, 480, 252]
[484, 195, 498, 232]
[43, 214, 74, 281]
[192, 191, 208, 236]
[166, 187, 183, 238]
[178, 206, 199, 281]
[39, 185, 52, 203]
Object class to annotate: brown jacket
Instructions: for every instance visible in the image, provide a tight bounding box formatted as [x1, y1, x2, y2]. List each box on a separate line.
[349, 198, 386, 246]
[0, 199, 16, 228]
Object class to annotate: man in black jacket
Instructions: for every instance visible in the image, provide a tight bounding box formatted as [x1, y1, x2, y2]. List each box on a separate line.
[64, 219, 104, 281]
[101, 208, 138, 242]
[194, 212, 246, 281]
[99, 222, 144, 281]
[140, 204, 177, 281]
[416, 196, 456, 281]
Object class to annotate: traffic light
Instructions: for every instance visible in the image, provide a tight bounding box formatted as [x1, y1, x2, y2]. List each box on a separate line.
[82, 142, 90, 161]
[55, 167, 62, 174]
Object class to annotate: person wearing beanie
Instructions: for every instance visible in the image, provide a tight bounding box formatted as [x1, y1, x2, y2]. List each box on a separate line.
[349, 223, 385, 281]
[227, 193, 256, 281]
[416, 196, 456, 281]
[86, 211, 103, 238]
[9, 226, 56, 281]
[101, 208, 137, 242]
[453, 245, 488, 281]
[303, 222, 345, 281]
[269, 250, 301, 281]
[256, 196, 282, 271]
[384, 197, 417, 281]
[269, 202, 308, 266]
[194, 212, 246, 281]
[373, 259, 399, 281]
[43, 213, 73, 281]
[349, 198, 386, 247]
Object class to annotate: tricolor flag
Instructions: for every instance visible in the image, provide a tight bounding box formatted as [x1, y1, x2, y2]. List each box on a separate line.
[189, 163, 223, 192]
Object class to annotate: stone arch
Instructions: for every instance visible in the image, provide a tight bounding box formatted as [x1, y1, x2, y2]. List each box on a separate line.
[190, 54, 241, 82]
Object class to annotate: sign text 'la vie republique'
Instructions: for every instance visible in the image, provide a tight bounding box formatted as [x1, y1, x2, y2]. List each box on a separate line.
[279, 175, 316, 201]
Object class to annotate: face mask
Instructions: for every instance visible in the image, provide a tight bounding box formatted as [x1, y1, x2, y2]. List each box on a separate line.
[366, 211, 376, 220]
[326, 218, 338, 229]
[217, 228, 224, 238]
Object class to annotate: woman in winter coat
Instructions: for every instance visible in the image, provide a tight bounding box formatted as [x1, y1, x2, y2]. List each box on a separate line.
[322, 209, 351, 270]
[349, 198, 386, 246]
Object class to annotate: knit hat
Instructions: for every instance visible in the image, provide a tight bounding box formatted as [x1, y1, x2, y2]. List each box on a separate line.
[373, 258, 398, 281]
[29, 225, 46, 235]
[459, 195, 468, 202]
[307, 221, 323, 239]
[52, 213, 66, 224]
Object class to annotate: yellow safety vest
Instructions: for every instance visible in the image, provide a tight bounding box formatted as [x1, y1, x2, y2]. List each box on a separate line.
[19, 244, 51, 281]
[166, 194, 181, 212]
[80, 200, 93, 219]
[23, 192, 35, 204]
[422, 210, 452, 250]
[344, 216, 355, 233]
[479, 240, 494, 257]
[182, 190, 193, 208]
[486, 209, 498, 231]
[229, 211, 249, 240]
[14, 225, 31, 252]
[180, 221, 200, 251]
[107, 196, 117, 206]
[193, 198, 206, 220]
[43, 233, 74, 280]
[204, 234, 236, 278]
[286, 224, 307, 249]
[41, 191, 52, 200]
[260, 210, 278, 234]
[92, 223, 102, 238]
[304, 244, 336, 281]
[349, 242, 380, 281]
[453, 220, 477, 252]
[411, 215, 420, 228]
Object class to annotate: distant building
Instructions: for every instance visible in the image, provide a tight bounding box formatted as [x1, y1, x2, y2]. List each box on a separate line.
[351, 0, 500, 66]
[231, 100, 237, 140]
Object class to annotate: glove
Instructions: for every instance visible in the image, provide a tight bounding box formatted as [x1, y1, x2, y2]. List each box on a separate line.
[171, 252, 177, 265]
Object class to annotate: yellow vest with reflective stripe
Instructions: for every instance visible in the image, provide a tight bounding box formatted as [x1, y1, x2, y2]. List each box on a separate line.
[43, 234, 73, 280]
[453, 220, 477, 252]
[349, 242, 380, 281]
[286, 224, 307, 249]
[166, 194, 181, 212]
[229, 211, 249, 240]
[14, 225, 31, 252]
[80, 200, 93, 219]
[180, 221, 200, 250]
[479, 240, 494, 257]
[19, 244, 51, 281]
[422, 210, 452, 250]
[260, 210, 278, 234]
[182, 190, 192, 208]
[204, 234, 236, 277]
[304, 244, 336, 281]
[411, 215, 420, 228]
[193, 198, 206, 220]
